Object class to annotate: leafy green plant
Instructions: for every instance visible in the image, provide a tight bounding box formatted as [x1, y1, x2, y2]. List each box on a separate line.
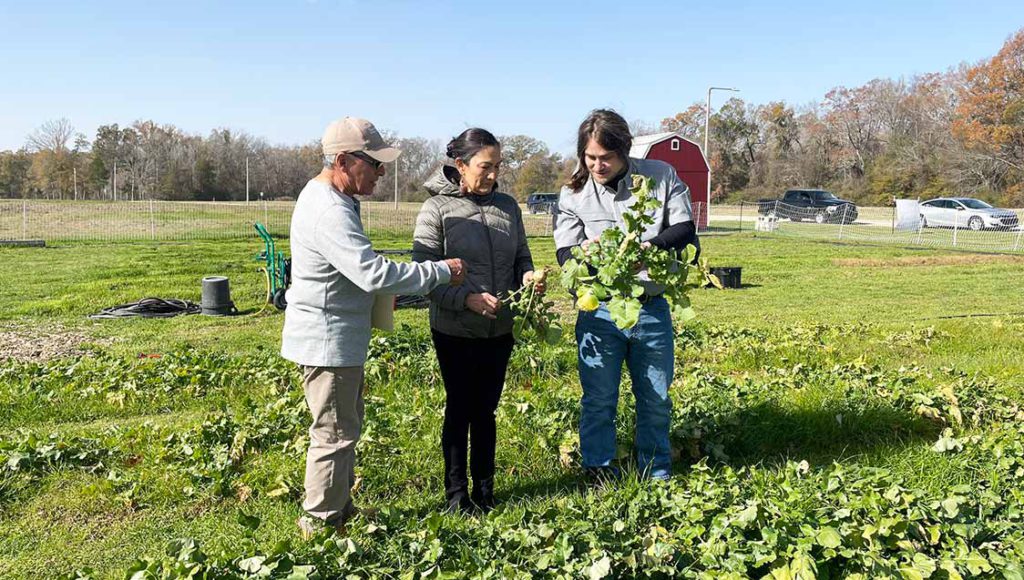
[160, 391, 307, 497]
[1, 430, 115, 475]
[505, 267, 563, 346]
[560, 174, 721, 329]
[365, 324, 439, 384]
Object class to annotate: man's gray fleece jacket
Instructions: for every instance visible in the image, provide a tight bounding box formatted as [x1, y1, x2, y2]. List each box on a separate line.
[412, 165, 534, 338]
[281, 179, 452, 367]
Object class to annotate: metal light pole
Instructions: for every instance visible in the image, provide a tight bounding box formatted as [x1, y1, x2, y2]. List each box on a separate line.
[393, 159, 399, 210]
[704, 86, 739, 228]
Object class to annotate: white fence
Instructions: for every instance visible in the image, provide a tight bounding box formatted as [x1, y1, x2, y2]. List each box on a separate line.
[0, 199, 292, 243]
[4, 199, 1022, 255]
[0, 199, 562, 243]
[724, 201, 1024, 254]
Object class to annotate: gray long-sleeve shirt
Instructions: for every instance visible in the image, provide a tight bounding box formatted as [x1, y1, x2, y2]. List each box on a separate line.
[552, 157, 693, 295]
[281, 179, 451, 367]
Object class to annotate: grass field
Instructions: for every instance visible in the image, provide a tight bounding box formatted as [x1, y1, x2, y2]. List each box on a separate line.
[0, 200, 557, 243]
[2, 233, 1023, 578]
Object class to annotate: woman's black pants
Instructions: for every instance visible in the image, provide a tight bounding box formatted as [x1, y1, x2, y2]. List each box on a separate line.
[431, 330, 514, 505]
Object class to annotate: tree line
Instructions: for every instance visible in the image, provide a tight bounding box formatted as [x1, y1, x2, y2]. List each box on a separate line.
[0, 117, 574, 203]
[662, 28, 1024, 207]
[2, 28, 1021, 206]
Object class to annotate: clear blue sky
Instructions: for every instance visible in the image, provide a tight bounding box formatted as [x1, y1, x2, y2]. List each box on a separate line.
[1, 0, 1020, 154]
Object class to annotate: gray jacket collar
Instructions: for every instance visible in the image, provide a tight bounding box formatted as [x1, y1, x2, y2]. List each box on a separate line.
[423, 160, 462, 197]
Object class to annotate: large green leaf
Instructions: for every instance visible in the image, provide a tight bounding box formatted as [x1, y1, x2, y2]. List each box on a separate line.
[544, 324, 563, 345]
[560, 259, 584, 289]
[608, 296, 642, 329]
[676, 306, 697, 323]
[684, 243, 697, 263]
[816, 526, 842, 549]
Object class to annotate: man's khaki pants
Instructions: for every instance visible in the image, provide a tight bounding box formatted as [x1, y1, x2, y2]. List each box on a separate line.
[301, 365, 364, 524]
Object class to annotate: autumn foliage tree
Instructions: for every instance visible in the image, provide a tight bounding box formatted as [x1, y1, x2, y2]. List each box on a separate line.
[649, 27, 1024, 207]
[953, 29, 1024, 204]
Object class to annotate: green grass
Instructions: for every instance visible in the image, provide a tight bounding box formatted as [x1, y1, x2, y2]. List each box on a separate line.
[1, 233, 1023, 578]
[0, 200, 556, 243]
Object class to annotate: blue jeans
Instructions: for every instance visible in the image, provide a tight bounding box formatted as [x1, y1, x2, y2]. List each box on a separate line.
[575, 296, 675, 479]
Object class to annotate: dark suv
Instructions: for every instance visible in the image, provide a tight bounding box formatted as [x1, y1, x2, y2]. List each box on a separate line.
[526, 193, 559, 214]
[758, 189, 858, 224]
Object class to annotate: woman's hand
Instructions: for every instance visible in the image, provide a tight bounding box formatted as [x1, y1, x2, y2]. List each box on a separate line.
[523, 270, 546, 294]
[466, 292, 501, 319]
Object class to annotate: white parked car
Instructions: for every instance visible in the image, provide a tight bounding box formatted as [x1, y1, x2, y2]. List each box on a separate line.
[919, 197, 1020, 231]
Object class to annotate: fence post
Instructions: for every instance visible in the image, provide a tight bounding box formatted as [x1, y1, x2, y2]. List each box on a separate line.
[1014, 225, 1023, 252]
[915, 218, 923, 246]
[838, 205, 847, 240]
[22, 199, 28, 240]
[149, 199, 156, 240]
[890, 199, 896, 235]
[952, 213, 959, 247]
[263, 198, 269, 230]
[738, 202, 744, 233]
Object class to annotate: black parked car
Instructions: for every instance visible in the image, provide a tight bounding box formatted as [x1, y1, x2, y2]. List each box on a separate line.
[758, 189, 858, 224]
[526, 193, 559, 214]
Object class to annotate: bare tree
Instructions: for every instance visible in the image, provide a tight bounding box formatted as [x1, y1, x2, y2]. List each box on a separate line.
[25, 118, 76, 198]
[371, 136, 443, 201]
[629, 118, 659, 137]
[26, 118, 75, 154]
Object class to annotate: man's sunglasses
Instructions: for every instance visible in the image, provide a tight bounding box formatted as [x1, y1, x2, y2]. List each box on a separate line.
[347, 151, 383, 170]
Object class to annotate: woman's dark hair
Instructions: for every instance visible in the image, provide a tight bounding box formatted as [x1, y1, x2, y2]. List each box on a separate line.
[446, 128, 500, 163]
[567, 109, 632, 192]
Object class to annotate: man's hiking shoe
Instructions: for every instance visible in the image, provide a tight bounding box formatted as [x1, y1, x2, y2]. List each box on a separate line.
[297, 515, 342, 540]
[297, 507, 379, 540]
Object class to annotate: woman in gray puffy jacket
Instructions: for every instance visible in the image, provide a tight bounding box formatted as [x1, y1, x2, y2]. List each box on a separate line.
[412, 128, 542, 514]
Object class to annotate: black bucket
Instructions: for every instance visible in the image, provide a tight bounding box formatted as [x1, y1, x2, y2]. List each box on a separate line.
[201, 276, 236, 316]
[709, 267, 742, 289]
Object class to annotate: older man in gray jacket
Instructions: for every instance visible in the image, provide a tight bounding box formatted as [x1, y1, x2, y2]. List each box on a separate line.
[283, 117, 464, 537]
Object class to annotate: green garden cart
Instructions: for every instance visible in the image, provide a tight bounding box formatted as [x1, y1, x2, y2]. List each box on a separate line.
[254, 222, 290, 310]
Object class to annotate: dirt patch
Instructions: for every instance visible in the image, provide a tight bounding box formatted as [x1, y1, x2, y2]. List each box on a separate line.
[0, 323, 109, 363]
[833, 254, 1024, 268]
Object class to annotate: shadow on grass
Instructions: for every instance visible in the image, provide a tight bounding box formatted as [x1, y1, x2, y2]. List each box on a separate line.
[703, 283, 762, 290]
[458, 399, 942, 503]
[500, 472, 586, 503]
[680, 402, 941, 470]
[495, 401, 941, 499]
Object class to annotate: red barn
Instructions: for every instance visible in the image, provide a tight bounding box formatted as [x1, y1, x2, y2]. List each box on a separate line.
[630, 132, 710, 229]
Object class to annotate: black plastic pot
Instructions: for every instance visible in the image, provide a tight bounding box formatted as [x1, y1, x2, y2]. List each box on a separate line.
[709, 267, 742, 289]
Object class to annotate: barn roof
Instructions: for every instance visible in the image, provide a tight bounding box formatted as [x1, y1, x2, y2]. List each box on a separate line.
[629, 132, 708, 169]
